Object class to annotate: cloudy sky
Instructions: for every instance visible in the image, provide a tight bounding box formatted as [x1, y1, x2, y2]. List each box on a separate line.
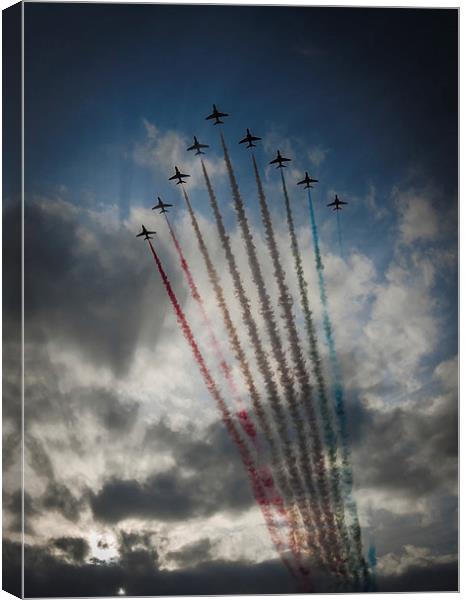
[3, 3, 458, 597]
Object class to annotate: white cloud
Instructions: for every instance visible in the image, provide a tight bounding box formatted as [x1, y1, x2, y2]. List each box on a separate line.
[396, 189, 439, 245]
[133, 119, 226, 189]
[377, 544, 457, 577]
[308, 145, 329, 168]
[363, 183, 389, 220]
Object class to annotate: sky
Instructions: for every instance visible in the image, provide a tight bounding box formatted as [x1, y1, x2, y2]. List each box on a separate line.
[3, 3, 458, 597]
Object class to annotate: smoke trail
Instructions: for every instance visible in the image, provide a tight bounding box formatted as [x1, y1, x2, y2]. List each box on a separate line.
[185, 181, 315, 577]
[280, 170, 355, 575]
[251, 155, 346, 578]
[218, 135, 342, 578]
[165, 211, 307, 577]
[306, 189, 368, 585]
[199, 160, 330, 572]
[179, 187, 304, 554]
[336, 210, 343, 257]
[165, 214, 255, 441]
[367, 543, 377, 592]
[147, 239, 302, 584]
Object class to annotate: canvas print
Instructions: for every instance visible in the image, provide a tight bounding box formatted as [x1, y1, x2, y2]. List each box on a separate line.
[2, 3, 458, 597]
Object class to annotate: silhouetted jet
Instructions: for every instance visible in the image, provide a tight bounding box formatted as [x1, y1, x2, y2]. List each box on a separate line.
[297, 172, 319, 189]
[136, 225, 156, 240]
[169, 166, 190, 185]
[239, 128, 261, 148]
[327, 194, 348, 211]
[206, 104, 229, 125]
[187, 136, 209, 155]
[269, 150, 291, 168]
[152, 197, 173, 214]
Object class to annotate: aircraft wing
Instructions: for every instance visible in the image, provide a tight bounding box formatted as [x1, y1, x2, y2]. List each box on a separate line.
[269, 157, 279, 165]
[340, 200, 348, 205]
[297, 178, 306, 185]
[136, 232, 145, 237]
[178, 172, 190, 178]
[206, 113, 216, 120]
[251, 135, 261, 141]
[168, 174, 178, 180]
[164, 203, 173, 208]
[186, 143, 196, 151]
[327, 201, 336, 207]
[216, 111, 228, 118]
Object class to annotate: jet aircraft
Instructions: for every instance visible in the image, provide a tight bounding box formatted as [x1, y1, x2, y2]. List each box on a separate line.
[297, 172, 319, 189]
[187, 136, 209, 155]
[269, 150, 292, 168]
[239, 128, 261, 148]
[136, 225, 156, 240]
[152, 197, 173, 214]
[169, 166, 190, 185]
[206, 104, 229, 125]
[327, 194, 348, 211]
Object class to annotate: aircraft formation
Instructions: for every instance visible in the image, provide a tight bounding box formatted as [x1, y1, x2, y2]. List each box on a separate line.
[135, 104, 367, 595]
[137, 104, 348, 240]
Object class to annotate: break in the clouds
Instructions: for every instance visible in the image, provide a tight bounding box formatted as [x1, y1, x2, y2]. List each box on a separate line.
[4, 3, 457, 597]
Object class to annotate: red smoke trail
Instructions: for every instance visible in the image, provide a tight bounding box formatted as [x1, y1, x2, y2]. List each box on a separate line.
[147, 239, 306, 587]
[180, 186, 310, 576]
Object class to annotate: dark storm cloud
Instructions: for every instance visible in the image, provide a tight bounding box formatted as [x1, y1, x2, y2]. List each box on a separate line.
[15, 196, 178, 375]
[365, 498, 458, 559]
[26, 436, 56, 481]
[3, 538, 456, 597]
[118, 529, 158, 558]
[2, 344, 21, 426]
[2, 430, 20, 472]
[376, 561, 458, 592]
[15, 539, 297, 597]
[52, 536, 90, 563]
[347, 389, 457, 500]
[4, 490, 40, 534]
[90, 389, 141, 432]
[89, 474, 196, 523]
[2, 340, 22, 495]
[166, 538, 213, 568]
[42, 481, 84, 523]
[118, 530, 159, 576]
[90, 420, 253, 524]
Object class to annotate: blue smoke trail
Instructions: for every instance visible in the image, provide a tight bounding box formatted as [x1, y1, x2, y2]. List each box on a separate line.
[368, 543, 377, 589]
[307, 189, 368, 587]
[336, 209, 343, 258]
